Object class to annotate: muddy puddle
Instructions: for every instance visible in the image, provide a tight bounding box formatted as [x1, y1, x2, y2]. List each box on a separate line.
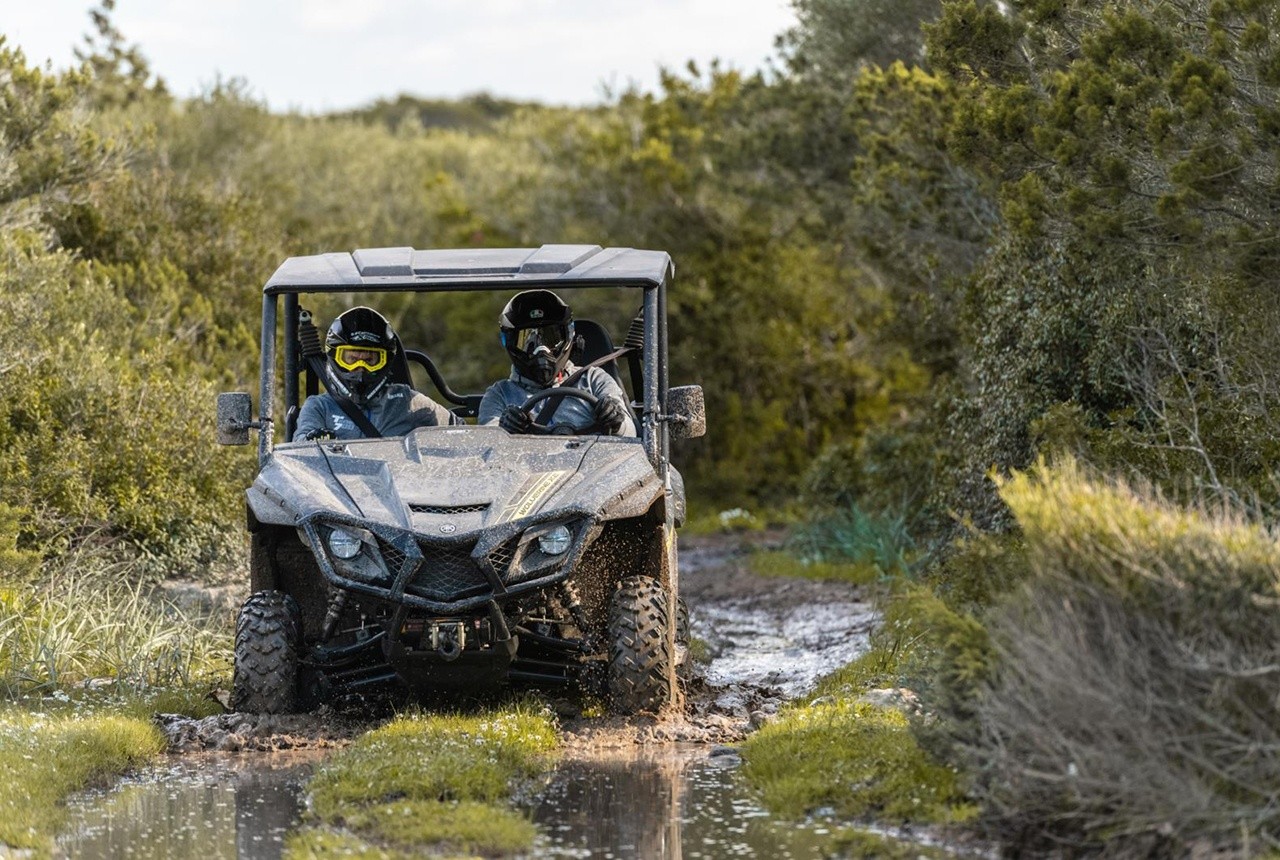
[56, 535, 892, 858]
[55, 746, 887, 860]
[55, 752, 322, 859]
[524, 744, 854, 859]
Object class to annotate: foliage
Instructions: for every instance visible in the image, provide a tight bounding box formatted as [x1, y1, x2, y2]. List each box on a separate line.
[967, 460, 1280, 854]
[0, 546, 231, 694]
[785, 503, 920, 577]
[920, 0, 1280, 526]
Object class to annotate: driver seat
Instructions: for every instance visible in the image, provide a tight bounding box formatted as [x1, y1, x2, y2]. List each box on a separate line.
[573, 319, 624, 388]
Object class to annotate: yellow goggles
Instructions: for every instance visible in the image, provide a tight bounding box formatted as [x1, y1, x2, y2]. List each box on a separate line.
[332, 345, 388, 372]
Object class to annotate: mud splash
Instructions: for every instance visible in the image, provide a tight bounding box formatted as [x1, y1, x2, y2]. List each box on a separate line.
[79, 532, 890, 858]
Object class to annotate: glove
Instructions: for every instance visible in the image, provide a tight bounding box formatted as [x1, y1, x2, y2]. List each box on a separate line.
[593, 397, 627, 434]
[499, 405, 533, 434]
[302, 428, 334, 441]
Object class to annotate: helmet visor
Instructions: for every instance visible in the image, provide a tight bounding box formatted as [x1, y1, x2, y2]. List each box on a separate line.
[513, 324, 571, 354]
[333, 345, 388, 372]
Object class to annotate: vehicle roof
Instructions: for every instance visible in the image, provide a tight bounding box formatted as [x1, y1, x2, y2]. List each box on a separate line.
[264, 245, 673, 295]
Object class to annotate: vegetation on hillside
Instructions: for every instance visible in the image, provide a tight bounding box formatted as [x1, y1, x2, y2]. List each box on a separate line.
[3, 0, 1280, 852]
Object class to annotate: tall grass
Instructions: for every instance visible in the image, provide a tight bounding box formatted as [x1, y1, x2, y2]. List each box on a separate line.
[0, 543, 232, 695]
[785, 503, 919, 578]
[971, 459, 1280, 855]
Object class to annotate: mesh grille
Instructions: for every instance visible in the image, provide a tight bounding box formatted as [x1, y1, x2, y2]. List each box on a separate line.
[376, 538, 409, 574]
[488, 540, 517, 579]
[410, 503, 490, 515]
[411, 539, 488, 600]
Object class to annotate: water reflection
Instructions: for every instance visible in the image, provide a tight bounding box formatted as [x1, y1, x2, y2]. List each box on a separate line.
[525, 745, 839, 859]
[56, 752, 321, 860]
[57, 745, 897, 859]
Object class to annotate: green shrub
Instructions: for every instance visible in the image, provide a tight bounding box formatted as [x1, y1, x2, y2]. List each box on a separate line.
[786, 504, 919, 578]
[0, 549, 232, 694]
[968, 459, 1280, 854]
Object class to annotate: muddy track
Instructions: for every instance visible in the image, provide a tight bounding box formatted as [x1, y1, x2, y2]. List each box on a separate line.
[160, 531, 876, 752]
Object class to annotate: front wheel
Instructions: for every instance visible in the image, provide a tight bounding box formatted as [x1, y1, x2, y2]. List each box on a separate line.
[607, 576, 672, 714]
[232, 591, 301, 714]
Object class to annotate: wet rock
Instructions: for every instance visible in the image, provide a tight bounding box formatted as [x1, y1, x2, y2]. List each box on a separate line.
[154, 707, 367, 753]
[708, 745, 739, 757]
[859, 687, 924, 717]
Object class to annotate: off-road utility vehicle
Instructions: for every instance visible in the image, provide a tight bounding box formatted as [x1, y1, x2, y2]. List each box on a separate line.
[217, 245, 705, 714]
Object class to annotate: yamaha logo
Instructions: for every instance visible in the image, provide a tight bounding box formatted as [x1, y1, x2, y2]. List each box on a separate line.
[439, 523, 457, 534]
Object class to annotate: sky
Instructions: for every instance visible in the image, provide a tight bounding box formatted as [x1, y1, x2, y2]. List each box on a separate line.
[1, 0, 797, 112]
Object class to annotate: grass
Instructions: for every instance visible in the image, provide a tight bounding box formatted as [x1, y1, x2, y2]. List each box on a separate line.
[290, 704, 558, 857]
[0, 708, 166, 855]
[748, 549, 881, 585]
[0, 561, 232, 695]
[967, 458, 1280, 854]
[740, 697, 976, 826]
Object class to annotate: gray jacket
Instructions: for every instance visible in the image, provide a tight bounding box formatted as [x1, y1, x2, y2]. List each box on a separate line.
[294, 383, 459, 440]
[478, 364, 637, 436]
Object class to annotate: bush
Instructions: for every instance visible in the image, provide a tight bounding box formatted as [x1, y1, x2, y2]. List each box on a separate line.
[968, 459, 1280, 855]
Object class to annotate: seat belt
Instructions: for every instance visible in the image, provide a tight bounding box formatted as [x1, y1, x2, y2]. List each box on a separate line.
[535, 346, 634, 427]
[298, 309, 383, 439]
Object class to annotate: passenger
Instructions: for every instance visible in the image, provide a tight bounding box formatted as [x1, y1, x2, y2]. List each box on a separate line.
[479, 290, 635, 436]
[295, 306, 459, 440]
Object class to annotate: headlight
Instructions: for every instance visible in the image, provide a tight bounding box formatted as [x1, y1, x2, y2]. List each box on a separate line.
[537, 525, 572, 556]
[328, 528, 363, 559]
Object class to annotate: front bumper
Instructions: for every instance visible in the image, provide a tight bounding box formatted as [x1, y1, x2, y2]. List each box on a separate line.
[299, 511, 598, 614]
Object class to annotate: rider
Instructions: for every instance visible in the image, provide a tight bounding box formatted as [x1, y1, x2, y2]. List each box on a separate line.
[479, 290, 635, 436]
[295, 306, 459, 440]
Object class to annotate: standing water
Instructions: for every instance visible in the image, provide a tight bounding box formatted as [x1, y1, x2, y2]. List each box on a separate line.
[56, 746, 861, 859]
[55, 536, 890, 858]
[55, 752, 321, 859]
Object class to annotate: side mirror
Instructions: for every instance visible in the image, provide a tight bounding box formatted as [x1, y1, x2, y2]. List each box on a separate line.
[217, 392, 253, 446]
[667, 385, 706, 440]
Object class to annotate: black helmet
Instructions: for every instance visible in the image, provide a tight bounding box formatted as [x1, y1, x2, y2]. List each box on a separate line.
[499, 290, 575, 386]
[324, 306, 398, 406]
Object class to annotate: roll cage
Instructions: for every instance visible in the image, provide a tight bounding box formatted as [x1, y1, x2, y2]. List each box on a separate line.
[255, 244, 677, 479]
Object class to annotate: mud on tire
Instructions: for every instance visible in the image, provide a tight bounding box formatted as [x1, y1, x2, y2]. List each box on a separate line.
[233, 590, 301, 714]
[607, 576, 672, 714]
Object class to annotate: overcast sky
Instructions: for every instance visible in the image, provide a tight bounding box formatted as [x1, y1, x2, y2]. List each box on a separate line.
[2, 0, 797, 111]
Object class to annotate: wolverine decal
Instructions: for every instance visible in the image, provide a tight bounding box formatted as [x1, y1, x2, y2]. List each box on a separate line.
[495, 470, 569, 523]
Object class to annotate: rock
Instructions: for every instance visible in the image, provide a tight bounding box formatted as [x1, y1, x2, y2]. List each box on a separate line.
[858, 687, 924, 716]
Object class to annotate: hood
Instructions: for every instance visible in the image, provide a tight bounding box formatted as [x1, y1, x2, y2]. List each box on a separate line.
[247, 425, 662, 535]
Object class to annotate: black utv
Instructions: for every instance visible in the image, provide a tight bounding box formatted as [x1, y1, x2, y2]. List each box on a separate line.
[217, 245, 705, 714]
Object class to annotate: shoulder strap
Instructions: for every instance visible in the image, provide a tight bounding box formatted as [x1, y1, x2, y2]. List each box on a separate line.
[333, 394, 382, 439]
[304, 352, 383, 439]
[535, 346, 633, 426]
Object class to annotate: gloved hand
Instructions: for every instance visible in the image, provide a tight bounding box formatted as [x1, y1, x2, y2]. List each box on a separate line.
[302, 428, 335, 441]
[593, 397, 627, 434]
[499, 405, 533, 434]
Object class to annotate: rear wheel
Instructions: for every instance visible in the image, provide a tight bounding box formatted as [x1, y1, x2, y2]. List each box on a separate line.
[233, 591, 301, 714]
[607, 576, 672, 714]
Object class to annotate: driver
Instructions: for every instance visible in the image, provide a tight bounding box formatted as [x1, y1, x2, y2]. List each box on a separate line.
[295, 306, 459, 440]
[479, 290, 635, 436]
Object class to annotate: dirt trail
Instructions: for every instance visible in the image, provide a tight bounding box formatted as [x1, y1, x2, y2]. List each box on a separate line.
[558, 531, 877, 751]
[160, 531, 877, 752]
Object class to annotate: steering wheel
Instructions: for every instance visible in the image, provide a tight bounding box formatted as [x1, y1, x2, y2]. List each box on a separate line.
[518, 386, 600, 435]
